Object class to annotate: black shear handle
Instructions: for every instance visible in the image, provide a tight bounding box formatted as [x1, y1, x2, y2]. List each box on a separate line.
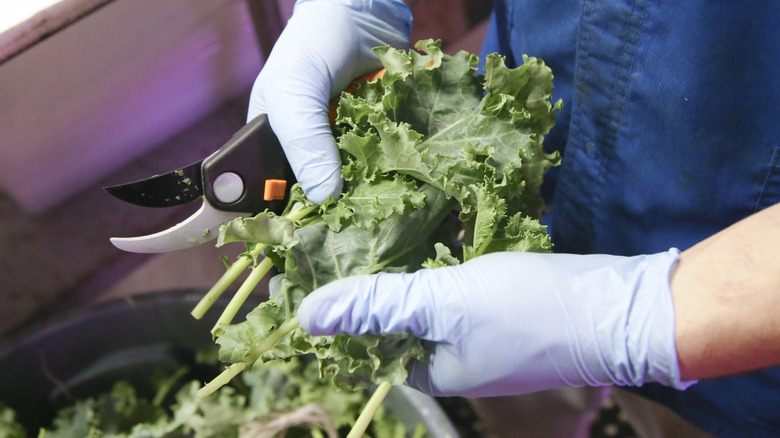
[202, 114, 295, 214]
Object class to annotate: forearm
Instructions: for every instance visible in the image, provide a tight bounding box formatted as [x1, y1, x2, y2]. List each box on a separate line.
[672, 202, 780, 380]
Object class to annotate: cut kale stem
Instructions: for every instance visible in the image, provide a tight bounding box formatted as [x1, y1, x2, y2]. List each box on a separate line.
[190, 205, 317, 321]
[347, 381, 393, 438]
[198, 316, 301, 399]
[211, 256, 274, 335]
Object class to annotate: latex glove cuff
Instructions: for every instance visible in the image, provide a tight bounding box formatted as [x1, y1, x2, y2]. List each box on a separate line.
[567, 248, 697, 391]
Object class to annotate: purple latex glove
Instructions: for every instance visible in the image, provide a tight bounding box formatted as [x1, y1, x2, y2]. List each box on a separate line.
[298, 249, 697, 397]
[247, 0, 412, 203]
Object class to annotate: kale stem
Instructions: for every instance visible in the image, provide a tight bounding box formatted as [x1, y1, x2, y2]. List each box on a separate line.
[246, 316, 301, 358]
[152, 366, 190, 407]
[197, 361, 247, 399]
[191, 204, 317, 320]
[347, 381, 393, 438]
[288, 204, 319, 222]
[211, 256, 275, 335]
[198, 316, 301, 398]
[191, 252, 256, 320]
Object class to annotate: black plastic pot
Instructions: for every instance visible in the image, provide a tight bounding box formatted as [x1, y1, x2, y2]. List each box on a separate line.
[0, 289, 458, 436]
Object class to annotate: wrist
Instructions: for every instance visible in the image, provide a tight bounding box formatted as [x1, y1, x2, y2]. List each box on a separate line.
[621, 249, 693, 389]
[553, 249, 696, 390]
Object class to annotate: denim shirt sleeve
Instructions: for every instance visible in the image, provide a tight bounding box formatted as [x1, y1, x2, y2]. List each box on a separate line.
[483, 1, 780, 436]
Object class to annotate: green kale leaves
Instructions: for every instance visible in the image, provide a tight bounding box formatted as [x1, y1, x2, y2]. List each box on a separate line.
[211, 39, 561, 391]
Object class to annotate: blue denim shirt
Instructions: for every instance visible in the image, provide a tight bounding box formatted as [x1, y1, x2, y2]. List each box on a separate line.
[481, 1, 780, 436]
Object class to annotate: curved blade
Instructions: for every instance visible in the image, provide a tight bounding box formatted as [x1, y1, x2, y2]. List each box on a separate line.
[104, 160, 203, 207]
[110, 200, 248, 253]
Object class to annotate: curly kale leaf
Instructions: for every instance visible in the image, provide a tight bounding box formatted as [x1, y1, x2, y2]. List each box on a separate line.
[213, 39, 560, 390]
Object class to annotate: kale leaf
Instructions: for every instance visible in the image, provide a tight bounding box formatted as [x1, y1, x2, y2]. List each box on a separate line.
[209, 39, 561, 392]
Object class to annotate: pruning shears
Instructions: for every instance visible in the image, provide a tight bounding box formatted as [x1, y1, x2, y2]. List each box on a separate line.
[105, 114, 294, 253]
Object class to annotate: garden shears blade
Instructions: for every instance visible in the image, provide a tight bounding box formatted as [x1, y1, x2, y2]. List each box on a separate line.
[105, 114, 294, 253]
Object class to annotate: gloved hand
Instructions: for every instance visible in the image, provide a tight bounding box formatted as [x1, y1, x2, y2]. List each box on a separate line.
[248, 0, 413, 203]
[298, 249, 697, 397]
